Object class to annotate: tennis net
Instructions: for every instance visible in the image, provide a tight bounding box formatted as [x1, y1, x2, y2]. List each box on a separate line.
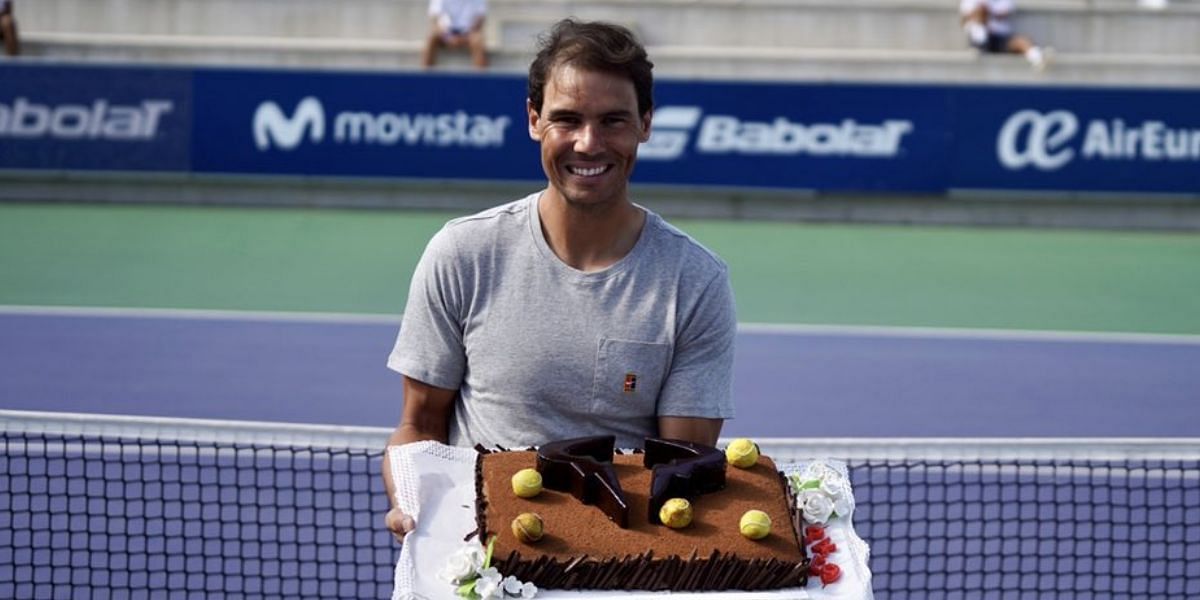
[2, 410, 1198, 598]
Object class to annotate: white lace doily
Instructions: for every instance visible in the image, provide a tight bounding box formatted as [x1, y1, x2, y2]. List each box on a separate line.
[390, 442, 874, 600]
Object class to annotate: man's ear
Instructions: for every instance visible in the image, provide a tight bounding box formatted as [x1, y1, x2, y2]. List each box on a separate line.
[527, 99, 542, 142]
[639, 110, 653, 143]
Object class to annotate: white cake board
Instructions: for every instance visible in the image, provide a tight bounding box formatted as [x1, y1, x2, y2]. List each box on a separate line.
[390, 441, 874, 600]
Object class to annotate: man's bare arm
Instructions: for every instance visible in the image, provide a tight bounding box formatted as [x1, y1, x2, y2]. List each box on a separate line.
[381, 376, 456, 540]
[658, 416, 724, 447]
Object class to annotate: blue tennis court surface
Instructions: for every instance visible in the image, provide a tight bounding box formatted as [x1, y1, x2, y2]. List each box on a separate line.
[2, 308, 1199, 437]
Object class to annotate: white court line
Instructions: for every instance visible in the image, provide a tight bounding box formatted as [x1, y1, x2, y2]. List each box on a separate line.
[2, 304, 1200, 345]
[0, 304, 400, 325]
[739, 322, 1200, 346]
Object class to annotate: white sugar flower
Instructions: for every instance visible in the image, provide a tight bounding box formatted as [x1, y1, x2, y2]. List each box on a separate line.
[800, 461, 838, 481]
[475, 567, 503, 599]
[803, 462, 848, 495]
[791, 461, 854, 520]
[519, 581, 538, 598]
[438, 543, 485, 584]
[799, 489, 835, 524]
[503, 576, 524, 596]
[502, 575, 538, 598]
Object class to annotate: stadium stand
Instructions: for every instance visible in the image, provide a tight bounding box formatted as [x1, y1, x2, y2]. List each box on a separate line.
[14, 0, 1200, 85]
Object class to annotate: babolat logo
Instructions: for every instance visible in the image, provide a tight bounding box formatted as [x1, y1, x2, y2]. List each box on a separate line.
[253, 96, 511, 151]
[640, 106, 703, 160]
[998, 109, 1200, 171]
[641, 105, 913, 160]
[0, 97, 173, 140]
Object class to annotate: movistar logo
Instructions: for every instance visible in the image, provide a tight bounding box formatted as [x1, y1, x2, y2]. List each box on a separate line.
[252, 97, 511, 151]
[997, 109, 1200, 171]
[0, 97, 173, 140]
[254, 97, 324, 151]
[641, 105, 913, 160]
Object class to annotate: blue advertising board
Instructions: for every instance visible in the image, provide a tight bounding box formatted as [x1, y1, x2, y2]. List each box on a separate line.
[950, 86, 1200, 193]
[191, 69, 539, 181]
[0, 64, 191, 172]
[2, 62, 1198, 195]
[638, 80, 951, 192]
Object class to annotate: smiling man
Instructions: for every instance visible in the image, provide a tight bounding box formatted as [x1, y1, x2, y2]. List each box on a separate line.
[382, 19, 737, 541]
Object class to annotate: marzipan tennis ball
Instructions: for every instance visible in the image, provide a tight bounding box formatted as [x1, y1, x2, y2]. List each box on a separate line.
[511, 512, 544, 544]
[511, 468, 543, 498]
[659, 497, 693, 529]
[739, 509, 772, 540]
[725, 438, 760, 468]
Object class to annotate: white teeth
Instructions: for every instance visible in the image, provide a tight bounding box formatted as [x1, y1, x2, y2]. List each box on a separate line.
[570, 165, 607, 177]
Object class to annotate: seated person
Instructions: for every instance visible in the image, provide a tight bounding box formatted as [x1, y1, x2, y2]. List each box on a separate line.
[1, 0, 18, 57]
[960, 0, 1051, 71]
[421, 0, 488, 69]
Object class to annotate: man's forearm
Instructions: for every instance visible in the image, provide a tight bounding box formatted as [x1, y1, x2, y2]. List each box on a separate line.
[381, 422, 450, 509]
[381, 376, 457, 510]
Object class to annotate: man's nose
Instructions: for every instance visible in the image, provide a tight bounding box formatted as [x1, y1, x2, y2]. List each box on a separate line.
[574, 123, 603, 154]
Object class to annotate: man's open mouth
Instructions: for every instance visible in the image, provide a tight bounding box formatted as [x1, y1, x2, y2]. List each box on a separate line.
[568, 165, 611, 177]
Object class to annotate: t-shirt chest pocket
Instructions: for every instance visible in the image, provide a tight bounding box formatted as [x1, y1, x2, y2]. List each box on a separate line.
[590, 338, 671, 417]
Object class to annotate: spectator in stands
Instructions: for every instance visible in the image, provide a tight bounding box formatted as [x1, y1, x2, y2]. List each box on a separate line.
[960, 0, 1050, 71]
[1, 0, 19, 57]
[421, 0, 488, 69]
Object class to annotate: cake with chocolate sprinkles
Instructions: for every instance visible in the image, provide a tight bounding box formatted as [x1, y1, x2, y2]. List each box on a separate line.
[473, 436, 809, 591]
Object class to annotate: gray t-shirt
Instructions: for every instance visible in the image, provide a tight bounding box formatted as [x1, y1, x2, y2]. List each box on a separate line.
[388, 192, 736, 449]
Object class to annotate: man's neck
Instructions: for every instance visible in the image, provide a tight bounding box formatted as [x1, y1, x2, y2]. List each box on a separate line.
[537, 190, 646, 273]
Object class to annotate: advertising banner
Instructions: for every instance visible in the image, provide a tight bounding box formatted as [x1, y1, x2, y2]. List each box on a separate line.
[950, 86, 1200, 193]
[192, 69, 540, 181]
[0, 64, 191, 172]
[639, 81, 951, 193]
[3, 63, 1197, 195]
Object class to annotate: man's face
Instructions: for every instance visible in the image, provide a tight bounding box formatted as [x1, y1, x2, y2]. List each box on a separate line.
[528, 63, 652, 210]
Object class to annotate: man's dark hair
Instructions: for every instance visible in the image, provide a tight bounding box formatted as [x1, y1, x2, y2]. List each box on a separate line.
[527, 19, 654, 118]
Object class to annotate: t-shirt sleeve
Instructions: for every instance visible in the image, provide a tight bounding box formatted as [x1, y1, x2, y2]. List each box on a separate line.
[387, 225, 467, 391]
[657, 268, 737, 420]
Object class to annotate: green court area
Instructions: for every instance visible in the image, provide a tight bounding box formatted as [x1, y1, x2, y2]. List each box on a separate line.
[2, 201, 1198, 334]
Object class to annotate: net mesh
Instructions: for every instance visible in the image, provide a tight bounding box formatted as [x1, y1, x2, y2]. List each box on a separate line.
[0, 429, 394, 600]
[849, 458, 1200, 599]
[1, 415, 1198, 599]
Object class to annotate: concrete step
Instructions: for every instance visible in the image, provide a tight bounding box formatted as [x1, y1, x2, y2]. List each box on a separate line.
[20, 0, 432, 39]
[490, 1, 1200, 54]
[19, 0, 1200, 55]
[19, 31, 1200, 86]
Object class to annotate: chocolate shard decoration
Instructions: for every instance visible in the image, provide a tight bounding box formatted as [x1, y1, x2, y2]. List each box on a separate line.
[536, 435, 630, 528]
[643, 437, 728, 525]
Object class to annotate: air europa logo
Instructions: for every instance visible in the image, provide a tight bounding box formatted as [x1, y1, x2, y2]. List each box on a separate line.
[997, 109, 1200, 171]
[996, 110, 1077, 170]
[252, 97, 511, 151]
[641, 105, 913, 160]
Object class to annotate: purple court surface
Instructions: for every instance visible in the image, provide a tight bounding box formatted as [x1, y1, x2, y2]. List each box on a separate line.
[2, 310, 1199, 437]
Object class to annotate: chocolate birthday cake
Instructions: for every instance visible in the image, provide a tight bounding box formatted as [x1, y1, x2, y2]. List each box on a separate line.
[473, 435, 809, 591]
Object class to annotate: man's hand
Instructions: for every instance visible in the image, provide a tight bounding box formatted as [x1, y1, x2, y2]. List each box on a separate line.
[381, 376, 457, 544]
[384, 507, 417, 543]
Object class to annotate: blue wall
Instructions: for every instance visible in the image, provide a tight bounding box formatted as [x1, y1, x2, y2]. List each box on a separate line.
[2, 63, 1197, 195]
